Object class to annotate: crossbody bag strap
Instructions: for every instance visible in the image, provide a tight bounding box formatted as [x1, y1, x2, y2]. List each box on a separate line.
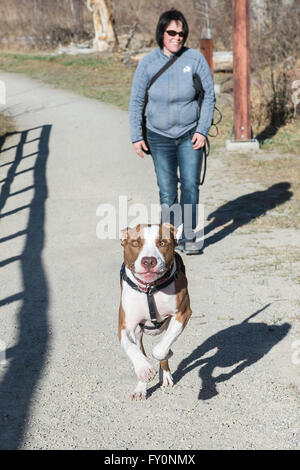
[142, 47, 186, 155]
[148, 47, 185, 88]
[144, 47, 186, 106]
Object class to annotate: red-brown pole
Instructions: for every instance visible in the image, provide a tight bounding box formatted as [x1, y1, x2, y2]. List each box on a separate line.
[200, 38, 214, 76]
[233, 0, 251, 140]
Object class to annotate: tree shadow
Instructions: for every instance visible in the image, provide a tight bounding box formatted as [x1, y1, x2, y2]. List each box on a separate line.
[198, 182, 292, 249]
[256, 124, 280, 143]
[0, 126, 51, 449]
[174, 305, 291, 400]
[255, 69, 292, 144]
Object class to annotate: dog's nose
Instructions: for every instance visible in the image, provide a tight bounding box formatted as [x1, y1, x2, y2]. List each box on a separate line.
[141, 257, 157, 270]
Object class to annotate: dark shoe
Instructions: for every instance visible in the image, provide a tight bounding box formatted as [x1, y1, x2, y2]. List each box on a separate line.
[175, 241, 185, 253]
[176, 241, 203, 255]
[184, 241, 203, 255]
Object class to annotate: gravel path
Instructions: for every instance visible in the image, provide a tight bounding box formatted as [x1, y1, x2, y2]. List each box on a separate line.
[0, 72, 299, 450]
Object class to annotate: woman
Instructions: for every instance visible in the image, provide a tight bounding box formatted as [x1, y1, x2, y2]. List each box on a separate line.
[129, 9, 215, 254]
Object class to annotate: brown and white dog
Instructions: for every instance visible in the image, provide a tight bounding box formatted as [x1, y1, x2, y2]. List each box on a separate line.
[119, 223, 192, 400]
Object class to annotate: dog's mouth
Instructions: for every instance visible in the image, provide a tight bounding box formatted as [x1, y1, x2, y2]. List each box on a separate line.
[135, 269, 167, 283]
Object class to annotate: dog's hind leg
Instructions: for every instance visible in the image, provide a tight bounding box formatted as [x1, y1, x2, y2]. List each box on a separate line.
[159, 359, 173, 388]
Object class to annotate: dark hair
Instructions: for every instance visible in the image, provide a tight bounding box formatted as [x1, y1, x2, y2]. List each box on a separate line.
[156, 9, 189, 49]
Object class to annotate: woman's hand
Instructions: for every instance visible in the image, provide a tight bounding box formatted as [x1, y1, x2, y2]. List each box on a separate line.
[133, 140, 148, 159]
[191, 133, 206, 150]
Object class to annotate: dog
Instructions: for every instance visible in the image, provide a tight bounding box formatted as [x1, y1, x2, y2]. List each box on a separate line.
[118, 223, 192, 400]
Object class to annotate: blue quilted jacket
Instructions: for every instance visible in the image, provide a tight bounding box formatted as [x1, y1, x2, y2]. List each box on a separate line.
[129, 47, 215, 142]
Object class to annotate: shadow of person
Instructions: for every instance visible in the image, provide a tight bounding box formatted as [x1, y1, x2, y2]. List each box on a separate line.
[174, 305, 291, 400]
[197, 182, 292, 249]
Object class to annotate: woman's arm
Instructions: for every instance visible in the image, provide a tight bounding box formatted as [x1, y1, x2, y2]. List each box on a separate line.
[194, 55, 215, 137]
[129, 59, 149, 144]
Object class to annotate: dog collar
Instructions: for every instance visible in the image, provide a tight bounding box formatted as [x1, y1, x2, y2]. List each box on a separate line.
[120, 252, 186, 330]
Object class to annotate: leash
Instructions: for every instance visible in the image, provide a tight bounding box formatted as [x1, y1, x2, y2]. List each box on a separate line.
[120, 252, 185, 330]
[208, 106, 222, 137]
[200, 136, 210, 186]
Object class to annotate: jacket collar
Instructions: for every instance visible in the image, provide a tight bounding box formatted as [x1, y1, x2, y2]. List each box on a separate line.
[158, 46, 186, 61]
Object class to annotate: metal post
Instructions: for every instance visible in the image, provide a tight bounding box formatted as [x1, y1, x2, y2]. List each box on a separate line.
[233, 0, 251, 140]
[226, 0, 259, 151]
[200, 38, 214, 76]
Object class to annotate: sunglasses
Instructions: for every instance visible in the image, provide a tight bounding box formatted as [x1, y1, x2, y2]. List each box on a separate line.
[165, 30, 184, 38]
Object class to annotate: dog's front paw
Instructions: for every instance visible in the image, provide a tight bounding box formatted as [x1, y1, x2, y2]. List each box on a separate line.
[130, 389, 147, 401]
[135, 360, 157, 383]
[130, 381, 147, 401]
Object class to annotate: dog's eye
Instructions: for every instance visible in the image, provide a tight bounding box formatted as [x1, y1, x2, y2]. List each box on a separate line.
[159, 240, 168, 247]
[131, 240, 139, 247]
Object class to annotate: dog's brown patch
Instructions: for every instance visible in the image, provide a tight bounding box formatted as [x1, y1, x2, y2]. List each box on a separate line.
[118, 281, 126, 341]
[121, 223, 178, 273]
[156, 223, 178, 270]
[175, 267, 192, 327]
[140, 336, 146, 356]
[121, 224, 147, 272]
[160, 359, 170, 372]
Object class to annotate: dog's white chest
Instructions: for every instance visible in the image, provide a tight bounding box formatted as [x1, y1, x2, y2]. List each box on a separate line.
[122, 281, 177, 333]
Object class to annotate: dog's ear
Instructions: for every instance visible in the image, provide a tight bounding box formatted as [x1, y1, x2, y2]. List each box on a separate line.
[120, 227, 130, 246]
[162, 223, 175, 239]
[162, 223, 182, 243]
[163, 222, 183, 243]
[176, 224, 183, 242]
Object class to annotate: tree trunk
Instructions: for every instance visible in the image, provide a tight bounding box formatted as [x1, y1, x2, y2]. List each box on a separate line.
[86, 0, 118, 51]
[70, 0, 83, 30]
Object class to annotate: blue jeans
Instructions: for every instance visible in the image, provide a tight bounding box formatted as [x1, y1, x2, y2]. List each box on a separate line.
[147, 128, 203, 241]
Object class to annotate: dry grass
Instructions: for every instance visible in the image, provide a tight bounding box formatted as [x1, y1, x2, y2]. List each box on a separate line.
[0, 0, 93, 50]
[0, 52, 135, 110]
[214, 70, 300, 155]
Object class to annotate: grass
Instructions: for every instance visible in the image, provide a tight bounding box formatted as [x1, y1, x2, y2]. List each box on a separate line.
[257, 120, 300, 154]
[215, 70, 300, 155]
[0, 51, 135, 110]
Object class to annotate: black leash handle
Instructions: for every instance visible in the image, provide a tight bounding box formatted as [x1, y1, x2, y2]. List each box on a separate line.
[200, 136, 210, 186]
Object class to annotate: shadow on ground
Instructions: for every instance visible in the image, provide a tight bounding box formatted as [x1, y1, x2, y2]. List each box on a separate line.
[0, 125, 51, 449]
[174, 304, 291, 400]
[199, 182, 292, 249]
[255, 124, 280, 143]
